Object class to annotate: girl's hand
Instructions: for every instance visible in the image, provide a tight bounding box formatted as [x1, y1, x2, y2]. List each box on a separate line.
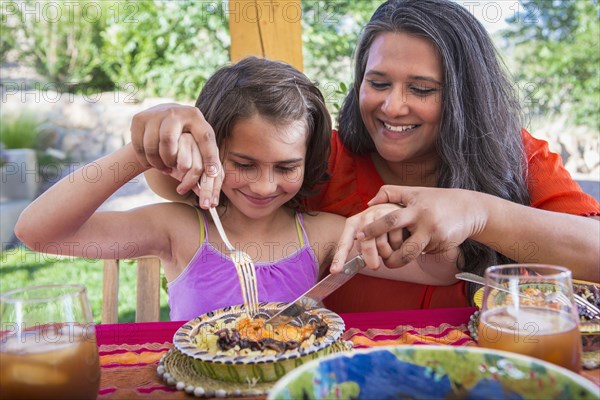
[331, 203, 406, 272]
[130, 103, 223, 208]
[358, 185, 487, 268]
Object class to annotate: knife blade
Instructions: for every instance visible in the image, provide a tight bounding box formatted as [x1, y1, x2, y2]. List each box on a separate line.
[265, 255, 366, 326]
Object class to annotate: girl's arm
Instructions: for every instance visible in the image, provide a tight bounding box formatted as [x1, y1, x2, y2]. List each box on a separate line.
[145, 169, 196, 204]
[15, 144, 174, 261]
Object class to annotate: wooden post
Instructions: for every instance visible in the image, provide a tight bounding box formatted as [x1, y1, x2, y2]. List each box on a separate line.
[229, 0, 303, 71]
[136, 257, 162, 322]
[102, 260, 120, 324]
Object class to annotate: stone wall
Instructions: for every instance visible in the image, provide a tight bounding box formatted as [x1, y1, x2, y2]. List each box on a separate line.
[1, 88, 188, 164]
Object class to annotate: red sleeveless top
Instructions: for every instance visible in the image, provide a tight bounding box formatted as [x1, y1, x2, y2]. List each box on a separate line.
[307, 130, 599, 313]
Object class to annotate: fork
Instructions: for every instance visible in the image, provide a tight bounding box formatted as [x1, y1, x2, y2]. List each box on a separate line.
[208, 206, 259, 317]
[201, 188, 259, 317]
[526, 290, 600, 321]
[573, 294, 600, 320]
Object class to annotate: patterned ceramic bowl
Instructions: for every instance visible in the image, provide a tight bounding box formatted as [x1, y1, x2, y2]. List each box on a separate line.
[172, 302, 345, 383]
[268, 345, 599, 399]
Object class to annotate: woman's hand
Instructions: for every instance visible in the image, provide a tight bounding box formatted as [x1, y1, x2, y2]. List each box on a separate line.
[334, 185, 487, 271]
[130, 103, 223, 208]
[331, 203, 407, 272]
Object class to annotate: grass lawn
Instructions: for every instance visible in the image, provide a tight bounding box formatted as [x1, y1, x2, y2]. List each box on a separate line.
[0, 246, 170, 323]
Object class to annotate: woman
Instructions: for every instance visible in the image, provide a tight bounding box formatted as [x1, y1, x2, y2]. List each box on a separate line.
[130, 0, 599, 312]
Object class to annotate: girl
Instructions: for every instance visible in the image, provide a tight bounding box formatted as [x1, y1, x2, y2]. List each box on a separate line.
[16, 57, 452, 321]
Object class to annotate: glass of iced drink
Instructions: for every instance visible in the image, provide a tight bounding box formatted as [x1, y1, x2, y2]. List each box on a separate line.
[0, 284, 100, 399]
[477, 264, 582, 372]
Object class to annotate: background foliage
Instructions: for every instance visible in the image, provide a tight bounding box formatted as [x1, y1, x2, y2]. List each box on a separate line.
[0, 248, 170, 323]
[2, 0, 596, 131]
[503, 0, 600, 130]
[1, 0, 114, 90]
[1, 0, 598, 322]
[100, 0, 230, 99]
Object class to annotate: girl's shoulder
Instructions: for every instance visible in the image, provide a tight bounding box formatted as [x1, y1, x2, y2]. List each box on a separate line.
[299, 211, 345, 277]
[300, 210, 345, 225]
[300, 211, 345, 242]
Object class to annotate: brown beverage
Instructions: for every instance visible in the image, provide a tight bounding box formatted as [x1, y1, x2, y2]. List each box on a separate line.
[478, 306, 582, 372]
[0, 324, 100, 400]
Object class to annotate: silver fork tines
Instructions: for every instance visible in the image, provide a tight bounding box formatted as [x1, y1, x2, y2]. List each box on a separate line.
[574, 294, 600, 320]
[205, 197, 259, 317]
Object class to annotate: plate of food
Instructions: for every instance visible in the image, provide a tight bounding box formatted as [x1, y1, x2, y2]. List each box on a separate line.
[267, 345, 599, 399]
[170, 302, 347, 384]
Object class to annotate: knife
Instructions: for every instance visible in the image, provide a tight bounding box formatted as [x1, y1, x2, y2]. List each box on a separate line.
[265, 255, 366, 326]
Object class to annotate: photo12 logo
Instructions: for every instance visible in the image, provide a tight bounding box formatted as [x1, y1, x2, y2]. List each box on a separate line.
[192, 0, 340, 25]
[1, 1, 139, 24]
[1, 82, 139, 104]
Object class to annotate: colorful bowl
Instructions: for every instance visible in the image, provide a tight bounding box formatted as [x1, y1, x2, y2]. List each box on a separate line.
[267, 345, 599, 399]
[172, 302, 346, 383]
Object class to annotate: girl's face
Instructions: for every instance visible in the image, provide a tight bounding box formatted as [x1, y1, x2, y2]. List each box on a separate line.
[359, 32, 443, 165]
[221, 114, 307, 219]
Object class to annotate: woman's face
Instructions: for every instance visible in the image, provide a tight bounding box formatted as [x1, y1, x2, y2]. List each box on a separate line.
[359, 32, 443, 164]
[221, 114, 307, 219]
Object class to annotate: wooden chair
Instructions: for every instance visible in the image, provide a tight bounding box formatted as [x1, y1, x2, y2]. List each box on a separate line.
[102, 257, 162, 324]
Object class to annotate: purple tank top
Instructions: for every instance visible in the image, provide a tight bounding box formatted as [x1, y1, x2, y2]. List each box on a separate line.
[168, 211, 319, 321]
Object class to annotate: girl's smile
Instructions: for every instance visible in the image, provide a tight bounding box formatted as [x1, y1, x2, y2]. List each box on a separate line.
[238, 192, 279, 207]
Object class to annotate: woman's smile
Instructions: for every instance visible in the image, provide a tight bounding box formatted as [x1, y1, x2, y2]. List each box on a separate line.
[381, 121, 421, 139]
[359, 31, 443, 164]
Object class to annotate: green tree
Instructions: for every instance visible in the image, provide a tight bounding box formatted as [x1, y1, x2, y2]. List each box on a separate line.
[100, 0, 229, 100]
[2, 0, 114, 90]
[503, 0, 600, 130]
[302, 0, 379, 114]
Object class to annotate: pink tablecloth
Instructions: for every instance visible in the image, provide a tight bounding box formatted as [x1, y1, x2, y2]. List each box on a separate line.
[96, 307, 599, 399]
[97, 307, 477, 346]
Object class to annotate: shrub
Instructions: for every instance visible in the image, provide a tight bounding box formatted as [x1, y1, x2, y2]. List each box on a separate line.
[4, 0, 115, 91]
[0, 113, 65, 173]
[0, 113, 40, 150]
[100, 0, 230, 100]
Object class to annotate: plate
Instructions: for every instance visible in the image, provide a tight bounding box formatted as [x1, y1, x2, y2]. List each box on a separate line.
[157, 347, 274, 397]
[157, 341, 353, 398]
[172, 302, 346, 383]
[267, 345, 600, 399]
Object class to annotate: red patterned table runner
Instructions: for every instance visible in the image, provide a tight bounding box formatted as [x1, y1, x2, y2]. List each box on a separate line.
[96, 307, 598, 399]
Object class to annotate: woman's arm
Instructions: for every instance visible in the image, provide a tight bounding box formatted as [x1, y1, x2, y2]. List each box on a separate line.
[15, 144, 173, 261]
[356, 186, 600, 282]
[311, 206, 460, 285]
[130, 104, 223, 207]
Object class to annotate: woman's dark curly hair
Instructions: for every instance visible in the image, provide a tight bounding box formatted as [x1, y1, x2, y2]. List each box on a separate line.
[195, 56, 331, 211]
[338, 0, 531, 299]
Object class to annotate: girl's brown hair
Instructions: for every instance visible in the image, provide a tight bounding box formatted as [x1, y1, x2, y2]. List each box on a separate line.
[195, 57, 331, 211]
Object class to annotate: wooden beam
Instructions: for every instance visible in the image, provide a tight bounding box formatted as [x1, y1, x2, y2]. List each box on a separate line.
[136, 257, 161, 322]
[229, 0, 303, 71]
[102, 259, 120, 324]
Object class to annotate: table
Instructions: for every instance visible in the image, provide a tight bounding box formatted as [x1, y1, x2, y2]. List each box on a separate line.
[95, 307, 599, 399]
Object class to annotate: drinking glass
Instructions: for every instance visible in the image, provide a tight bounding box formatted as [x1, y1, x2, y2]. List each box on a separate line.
[0, 284, 100, 399]
[477, 264, 582, 372]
